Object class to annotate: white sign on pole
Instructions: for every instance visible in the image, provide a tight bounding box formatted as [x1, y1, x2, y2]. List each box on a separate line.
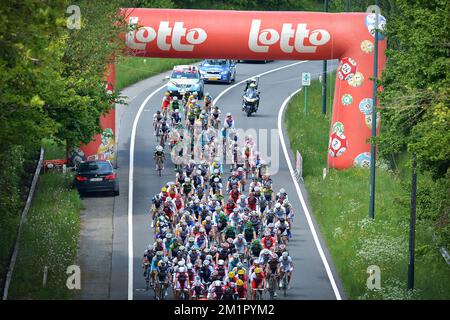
[296, 150, 303, 182]
[302, 72, 311, 86]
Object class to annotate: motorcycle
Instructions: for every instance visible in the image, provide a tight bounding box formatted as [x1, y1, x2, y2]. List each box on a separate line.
[242, 89, 260, 117]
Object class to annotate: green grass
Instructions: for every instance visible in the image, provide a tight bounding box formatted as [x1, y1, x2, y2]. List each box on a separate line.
[285, 75, 450, 300]
[115, 56, 199, 92]
[8, 172, 82, 299]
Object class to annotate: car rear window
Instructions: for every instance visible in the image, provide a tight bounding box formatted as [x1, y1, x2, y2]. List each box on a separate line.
[79, 161, 112, 173]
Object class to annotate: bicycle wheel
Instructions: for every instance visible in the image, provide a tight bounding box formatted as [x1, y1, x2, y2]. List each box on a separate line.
[283, 274, 288, 297]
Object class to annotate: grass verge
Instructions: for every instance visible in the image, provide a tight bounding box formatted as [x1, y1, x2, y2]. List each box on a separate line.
[116, 56, 199, 92]
[8, 172, 82, 299]
[285, 74, 450, 299]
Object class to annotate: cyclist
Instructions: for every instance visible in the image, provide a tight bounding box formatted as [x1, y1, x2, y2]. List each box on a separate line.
[204, 92, 213, 113]
[207, 280, 225, 300]
[224, 112, 235, 130]
[161, 91, 171, 116]
[171, 109, 182, 127]
[150, 251, 165, 287]
[250, 267, 266, 300]
[249, 239, 263, 263]
[154, 260, 170, 299]
[236, 279, 248, 300]
[190, 277, 207, 299]
[266, 254, 280, 297]
[243, 221, 257, 243]
[153, 110, 163, 136]
[170, 96, 180, 114]
[278, 251, 294, 290]
[174, 266, 190, 299]
[261, 231, 277, 252]
[209, 105, 221, 129]
[233, 234, 248, 262]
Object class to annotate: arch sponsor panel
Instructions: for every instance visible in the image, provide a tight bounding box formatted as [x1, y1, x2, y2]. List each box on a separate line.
[82, 8, 386, 169]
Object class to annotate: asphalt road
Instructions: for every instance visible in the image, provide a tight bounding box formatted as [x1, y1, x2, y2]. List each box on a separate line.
[109, 59, 344, 300]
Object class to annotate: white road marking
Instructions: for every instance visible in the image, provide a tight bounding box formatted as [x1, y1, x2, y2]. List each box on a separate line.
[128, 83, 166, 300]
[278, 88, 343, 300]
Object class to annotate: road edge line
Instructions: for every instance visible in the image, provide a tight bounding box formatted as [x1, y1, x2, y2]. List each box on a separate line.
[128, 84, 166, 300]
[277, 88, 343, 300]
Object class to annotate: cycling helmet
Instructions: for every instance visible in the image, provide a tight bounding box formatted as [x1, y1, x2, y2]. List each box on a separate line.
[282, 251, 289, 258]
[203, 260, 210, 266]
[228, 271, 235, 278]
[178, 266, 186, 273]
[238, 269, 245, 276]
[226, 112, 232, 117]
[237, 279, 244, 286]
[166, 196, 172, 202]
[218, 259, 225, 266]
[187, 263, 193, 270]
[255, 268, 261, 274]
[214, 280, 222, 286]
[173, 96, 178, 101]
[275, 203, 281, 209]
[178, 260, 185, 266]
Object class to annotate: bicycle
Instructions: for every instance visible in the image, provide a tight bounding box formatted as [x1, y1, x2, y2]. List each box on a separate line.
[267, 273, 278, 300]
[155, 156, 164, 177]
[154, 279, 169, 300]
[143, 264, 151, 290]
[154, 121, 162, 140]
[279, 271, 289, 297]
[252, 288, 265, 300]
[177, 288, 190, 300]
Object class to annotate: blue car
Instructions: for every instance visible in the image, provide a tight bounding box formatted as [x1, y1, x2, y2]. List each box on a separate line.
[199, 59, 237, 84]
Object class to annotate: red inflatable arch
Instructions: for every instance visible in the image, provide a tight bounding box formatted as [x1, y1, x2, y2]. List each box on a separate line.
[81, 8, 386, 169]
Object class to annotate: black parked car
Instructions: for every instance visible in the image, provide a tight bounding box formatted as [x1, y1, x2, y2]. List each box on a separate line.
[74, 160, 119, 196]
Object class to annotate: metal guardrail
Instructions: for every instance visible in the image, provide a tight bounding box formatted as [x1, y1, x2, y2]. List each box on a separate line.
[2, 148, 44, 300]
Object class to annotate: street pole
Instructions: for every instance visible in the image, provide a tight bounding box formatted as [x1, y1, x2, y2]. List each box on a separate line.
[345, 0, 350, 12]
[369, 1, 380, 220]
[321, 0, 329, 115]
[304, 87, 308, 115]
[408, 154, 417, 290]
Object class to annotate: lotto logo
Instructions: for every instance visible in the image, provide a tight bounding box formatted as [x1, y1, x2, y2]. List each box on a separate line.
[126, 17, 207, 52]
[248, 19, 331, 53]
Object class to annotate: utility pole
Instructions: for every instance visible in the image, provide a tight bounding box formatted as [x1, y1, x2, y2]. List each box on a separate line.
[369, 1, 380, 220]
[321, 0, 329, 115]
[408, 154, 417, 290]
[345, 0, 350, 12]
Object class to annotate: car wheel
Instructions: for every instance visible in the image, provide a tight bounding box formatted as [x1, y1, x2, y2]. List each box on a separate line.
[114, 189, 120, 196]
